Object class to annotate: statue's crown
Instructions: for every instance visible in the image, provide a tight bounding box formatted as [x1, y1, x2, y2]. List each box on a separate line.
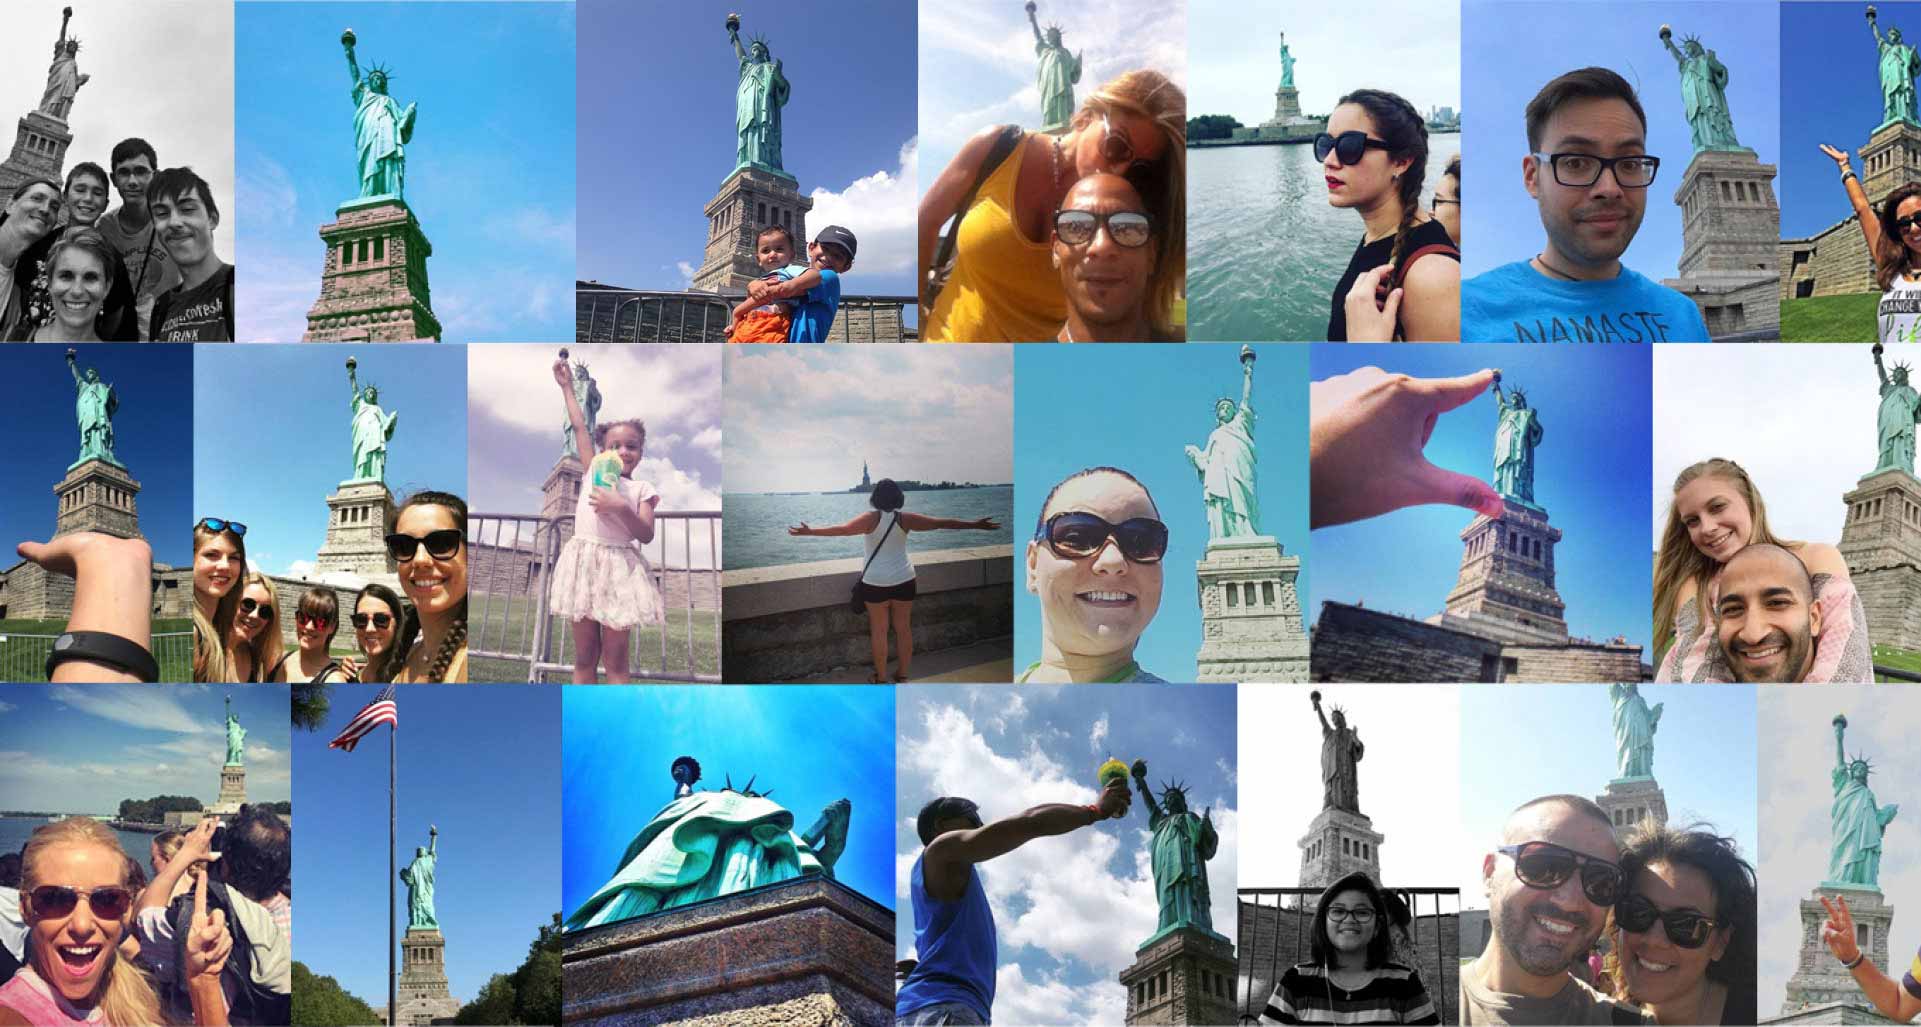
[368, 61, 396, 81]
[1160, 777, 1190, 802]
[1851, 754, 1874, 776]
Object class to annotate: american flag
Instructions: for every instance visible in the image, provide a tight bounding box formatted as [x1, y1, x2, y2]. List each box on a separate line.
[328, 685, 397, 752]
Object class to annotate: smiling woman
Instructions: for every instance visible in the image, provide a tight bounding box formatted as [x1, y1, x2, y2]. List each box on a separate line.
[1020, 466, 1168, 682]
[389, 490, 469, 684]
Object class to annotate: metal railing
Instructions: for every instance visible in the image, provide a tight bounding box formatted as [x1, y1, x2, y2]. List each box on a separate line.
[0, 631, 192, 683]
[1875, 663, 1921, 682]
[1236, 887, 1460, 1024]
[468, 510, 719, 682]
[575, 287, 915, 343]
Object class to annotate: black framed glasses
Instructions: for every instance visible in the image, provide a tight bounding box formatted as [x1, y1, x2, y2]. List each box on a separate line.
[1530, 152, 1660, 188]
[1615, 893, 1719, 949]
[196, 517, 247, 537]
[238, 597, 274, 621]
[351, 612, 394, 630]
[1497, 841, 1624, 906]
[1034, 512, 1169, 564]
[1053, 210, 1153, 248]
[385, 529, 465, 562]
[1315, 130, 1394, 166]
[28, 884, 134, 921]
[1431, 196, 1460, 211]
[1326, 905, 1378, 924]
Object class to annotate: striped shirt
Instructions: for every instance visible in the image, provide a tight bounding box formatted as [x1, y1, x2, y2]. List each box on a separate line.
[1262, 962, 1441, 1024]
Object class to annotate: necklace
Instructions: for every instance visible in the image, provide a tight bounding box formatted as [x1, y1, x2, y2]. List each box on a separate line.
[1533, 253, 1582, 281]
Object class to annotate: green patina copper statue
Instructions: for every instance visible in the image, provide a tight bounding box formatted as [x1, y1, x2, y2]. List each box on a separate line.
[1026, 2, 1082, 133]
[1185, 346, 1260, 540]
[223, 694, 245, 767]
[1131, 759, 1217, 938]
[1659, 26, 1743, 153]
[1609, 684, 1662, 781]
[37, 8, 88, 122]
[65, 349, 119, 469]
[1311, 691, 1363, 814]
[557, 348, 601, 464]
[564, 757, 851, 930]
[1871, 6, 1921, 127]
[1279, 34, 1296, 90]
[1873, 344, 1919, 474]
[401, 825, 439, 930]
[341, 28, 418, 200]
[345, 357, 397, 483]
[725, 15, 790, 176]
[1491, 374, 1543, 505]
[1827, 714, 1899, 889]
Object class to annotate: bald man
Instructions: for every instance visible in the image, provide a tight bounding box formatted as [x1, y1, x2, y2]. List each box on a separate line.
[1461, 795, 1652, 1025]
[1713, 543, 1822, 683]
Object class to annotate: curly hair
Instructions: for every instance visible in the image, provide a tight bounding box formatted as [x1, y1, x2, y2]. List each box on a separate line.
[1604, 823, 1757, 1007]
[593, 418, 647, 455]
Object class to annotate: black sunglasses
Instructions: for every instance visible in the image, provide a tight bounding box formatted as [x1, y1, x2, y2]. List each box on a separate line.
[1053, 210, 1153, 248]
[239, 597, 274, 620]
[1034, 512, 1169, 564]
[29, 884, 134, 921]
[1498, 841, 1623, 907]
[196, 517, 247, 538]
[1615, 893, 1719, 949]
[1315, 130, 1394, 166]
[385, 529, 464, 562]
[351, 612, 394, 630]
[1897, 213, 1921, 232]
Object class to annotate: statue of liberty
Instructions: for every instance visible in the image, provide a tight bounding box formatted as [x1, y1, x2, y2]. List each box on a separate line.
[340, 28, 418, 199]
[223, 695, 246, 767]
[1871, 6, 1921, 127]
[1659, 26, 1742, 152]
[1279, 34, 1296, 89]
[1492, 375, 1543, 504]
[559, 351, 601, 463]
[1609, 684, 1662, 780]
[401, 826, 439, 930]
[345, 357, 398, 483]
[1827, 714, 1899, 888]
[1874, 344, 1920, 474]
[1131, 759, 1218, 936]
[1026, 3, 1083, 133]
[725, 15, 791, 173]
[1185, 346, 1260, 540]
[37, 8, 89, 122]
[66, 349, 118, 468]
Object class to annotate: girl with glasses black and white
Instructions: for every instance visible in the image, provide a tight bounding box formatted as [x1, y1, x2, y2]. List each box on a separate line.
[1261, 872, 1439, 1024]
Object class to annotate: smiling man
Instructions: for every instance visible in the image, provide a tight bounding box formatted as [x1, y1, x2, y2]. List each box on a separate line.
[1051, 173, 1163, 342]
[1461, 68, 1709, 343]
[91, 138, 180, 341]
[1713, 543, 1822, 683]
[145, 167, 233, 342]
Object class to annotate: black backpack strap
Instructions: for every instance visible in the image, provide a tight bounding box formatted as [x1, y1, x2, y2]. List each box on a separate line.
[857, 513, 899, 585]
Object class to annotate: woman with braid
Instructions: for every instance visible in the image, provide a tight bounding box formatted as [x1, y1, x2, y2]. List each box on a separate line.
[1320, 89, 1459, 342]
[388, 491, 468, 683]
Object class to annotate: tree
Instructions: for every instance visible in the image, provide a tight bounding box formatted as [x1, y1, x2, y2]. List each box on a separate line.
[291, 961, 380, 1027]
[453, 974, 516, 1026]
[118, 795, 203, 824]
[452, 913, 563, 1026]
[1187, 114, 1243, 141]
[292, 681, 333, 732]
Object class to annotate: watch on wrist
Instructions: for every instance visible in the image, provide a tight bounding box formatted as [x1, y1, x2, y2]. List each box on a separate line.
[45, 631, 160, 683]
[1843, 952, 1866, 970]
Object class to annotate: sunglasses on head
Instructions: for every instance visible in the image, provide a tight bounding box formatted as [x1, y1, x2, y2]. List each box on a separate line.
[29, 884, 133, 921]
[1615, 893, 1719, 948]
[296, 612, 333, 630]
[1498, 841, 1623, 907]
[1314, 130, 1394, 167]
[351, 612, 394, 630]
[385, 529, 464, 562]
[239, 597, 274, 620]
[1053, 209, 1153, 248]
[1034, 511, 1169, 563]
[196, 517, 246, 538]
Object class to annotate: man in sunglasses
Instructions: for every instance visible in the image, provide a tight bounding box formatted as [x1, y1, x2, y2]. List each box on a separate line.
[1711, 543, 1822, 683]
[897, 786, 1131, 1025]
[1460, 67, 1709, 343]
[1462, 795, 1653, 1025]
[1051, 173, 1162, 342]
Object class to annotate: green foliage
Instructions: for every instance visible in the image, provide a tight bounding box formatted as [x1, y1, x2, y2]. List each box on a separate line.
[453, 914, 563, 1026]
[453, 974, 516, 1026]
[117, 795, 202, 823]
[1779, 293, 1877, 342]
[292, 680, 334, 732]
[1187, 114, 1243, 141]
[267, 800, 293, 815]
[1873, 643, 1921, 681]
[291, 961, 380, 1027]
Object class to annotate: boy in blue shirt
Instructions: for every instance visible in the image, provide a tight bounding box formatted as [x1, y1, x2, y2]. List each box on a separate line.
[742, 224, 856, 343]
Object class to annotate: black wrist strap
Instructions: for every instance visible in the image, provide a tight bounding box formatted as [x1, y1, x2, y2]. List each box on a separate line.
[45, 631, 159, 683]
[1843, 952, 1867, 969]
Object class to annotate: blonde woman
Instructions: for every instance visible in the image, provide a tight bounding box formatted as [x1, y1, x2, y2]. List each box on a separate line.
[191, 518, 246, 683]
[228, 572, 282, 685]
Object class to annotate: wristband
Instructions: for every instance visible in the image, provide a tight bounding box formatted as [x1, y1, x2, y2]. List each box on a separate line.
[1084, 803, 1106, 821]
[1843, 952, 1866, 970]
[1843, 168, 1859, 180]
[45, 631, 160, 683]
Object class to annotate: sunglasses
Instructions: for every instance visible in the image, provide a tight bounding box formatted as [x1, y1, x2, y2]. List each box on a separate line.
[1615, 893, 1719, 949]
[385, 529, 464, 562]
[1431, 196, 1461, 210]
[1497, 841, 1623, 907]
[1897, 213, 1921, 232]
[196, 517, 247, 538]
[28, 884, 134, 921]
[239, 597, 275, 620]
[351, 612, 394, 630]
[296, 612, 333, 630]
[1035, 512, 1169, 564]
[1053, 210, 1153, 248]
[1315, 130, 1394, 166]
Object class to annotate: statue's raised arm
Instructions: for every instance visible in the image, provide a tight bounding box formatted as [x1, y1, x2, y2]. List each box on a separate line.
[343, 28, 363, 88]
[1027, 2, 1044, 45]
[1876, 343, 1892, 388]
[1131, 759, 1164, 823]
[66, 348, 81, 389]
[1660, 26, 1686, 67]
[728, 18, 748, 66]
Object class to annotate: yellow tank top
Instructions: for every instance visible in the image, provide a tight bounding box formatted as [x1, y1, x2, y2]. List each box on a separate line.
[924, 135, 1066, 343]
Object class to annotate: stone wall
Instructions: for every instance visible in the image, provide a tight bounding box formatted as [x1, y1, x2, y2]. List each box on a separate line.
[1311, 602, 1502, 682]
[722, 546, 1011, 683]
[1781, 217, 1874, 301]
[1502, 642, 1645, 683]
[0, 561, 190, 622]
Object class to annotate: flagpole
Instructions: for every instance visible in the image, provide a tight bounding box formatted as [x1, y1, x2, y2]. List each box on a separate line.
[389, 719, 397, 1025]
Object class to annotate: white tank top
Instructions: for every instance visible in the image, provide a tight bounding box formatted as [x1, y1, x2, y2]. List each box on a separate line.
[861, 511, 914, 586]
[1879, 275, 1921, 344]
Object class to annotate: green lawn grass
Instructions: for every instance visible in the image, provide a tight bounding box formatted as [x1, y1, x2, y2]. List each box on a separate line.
[1780, 293, 1877, 343]
[466, 593, 718, 683]
[1872, 643, 1921, 681]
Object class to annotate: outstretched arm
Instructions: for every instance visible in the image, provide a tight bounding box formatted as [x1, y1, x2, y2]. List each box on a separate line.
[67, 353, 81, 389]
[1822, 895, 1921, 1021]
[1876, 342, 1892, 388]
[1660, 33, 1684, 67]
[788, 511, 881, 537]
[343, 39, 362, 86]
[728, 27, 747, 64]
[1836, 719, 1849, 770]
[553, 359, 593, 461]
[897, 512, 999, 532]
[1241, 359, 1254, 411]
[1826, 145, 1883, 264]
[1028, 6, 1043, 44]
[925, 782, 1128, 872]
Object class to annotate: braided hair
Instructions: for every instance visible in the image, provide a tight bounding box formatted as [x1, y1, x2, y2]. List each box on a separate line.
[1336, 89, 1430, 272]
[396, 490, 468, 683]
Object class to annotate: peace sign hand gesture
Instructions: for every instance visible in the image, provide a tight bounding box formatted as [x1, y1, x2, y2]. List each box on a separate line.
[1820, 894, 1863, 964]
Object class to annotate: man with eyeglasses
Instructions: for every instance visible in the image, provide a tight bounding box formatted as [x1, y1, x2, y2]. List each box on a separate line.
[1461, 67, 1709, 343]
[1050, 173, 1164, 342]
[1462, 795, 1653, 1024]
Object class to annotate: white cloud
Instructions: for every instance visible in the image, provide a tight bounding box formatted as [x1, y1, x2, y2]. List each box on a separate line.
[996, 962, 1126, 1027]
[981, 691, 1029, 735]
[283, 560, 316, 578]
[486, 205, 574, 251]
[1216, 757, 1236, 787]
[0, 701, 15, 715]
[690, 426, 722, 454]
[1089, 713, 1109, 753]
[50, 685, 203, 735]
[808, 138, 918, 277]
[676, 261, 696, 288]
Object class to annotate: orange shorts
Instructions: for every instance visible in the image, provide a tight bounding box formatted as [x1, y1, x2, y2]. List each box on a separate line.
[727, 308, 790, 344]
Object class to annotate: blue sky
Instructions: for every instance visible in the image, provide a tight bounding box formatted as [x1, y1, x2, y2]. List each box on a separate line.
[293, 684, 559, 1013]
[561, 686, 897, 924]
[1782, 2, 1918, 239]
[194, 346, 467, 579]
[577, 1, 918, 298]
[0, 346, 193, 567]
[1461, 0, 1781, 279]
[1310, 345, 1653, 653]
[896, 683, 1237, 1026]
[1460, 684, 1757, 904]
[0, 684, 290, 815]
[235, 2, 576, 342]
[1014, 345, 1310, 682]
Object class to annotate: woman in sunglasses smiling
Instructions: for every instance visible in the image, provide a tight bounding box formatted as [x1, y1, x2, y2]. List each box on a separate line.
[1820, 142, 1921, 344]
[227, 571, 282, 684]
[1603, 825, 1756, 1026]
[340, 583, 414, 684]
[266, 587, 352, 685]
[1022, 467, 1167, 682]
[387, 491, 468, 683]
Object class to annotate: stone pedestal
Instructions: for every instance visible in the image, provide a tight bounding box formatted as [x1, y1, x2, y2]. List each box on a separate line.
[1782, 885, 1894, 1016]
[1297, 806, 1383, 890]
[1862, 120, 1921, 213]
[304, 197, 442, 342]
[692, 167, 813, 293]
[1840, 467, 1921, 652]
[1595, 777, 1666, 842]
[542, 456, 583, 535]
[1271, 86, 1302, 123]
[389, 928, 459, 1026]
[315, 480, 399, 584]
[1433, 498, 1569, 644]
[1663, 149, 1781, 340]
[562, 875, 894, 1027]
[54, 459, 141, 540]
[0, 111, 72, 200]
[1119, 925, 1238, 1025]
[212, 764, 246, 814]
[1194, 536, 1309, 682]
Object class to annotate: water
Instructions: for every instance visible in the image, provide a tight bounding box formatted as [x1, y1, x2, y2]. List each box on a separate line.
[1189, 133, 1462, 342]
[724, 487, 1014, 571]
[0, 816, 154, 866]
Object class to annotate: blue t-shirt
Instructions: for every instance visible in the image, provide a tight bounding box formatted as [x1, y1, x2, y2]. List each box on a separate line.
[897, 852, 997, 1021]
[1461, 260, 1710, 343]
[788, 266, 841, 343]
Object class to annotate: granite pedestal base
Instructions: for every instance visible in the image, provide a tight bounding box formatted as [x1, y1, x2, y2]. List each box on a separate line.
[1595, 777, 1666, 842]
[1781, 885, 1894, 1017]
[305, 197, 441, 342]
[1840, 467, 1921, 652]
[1297, 806, 1383, 890]
[1195, 537, 1308, 682]
[315, 481, 399, 586]
[0, 111, 71, 200]
[1119, 925, 1238, 1025]
[55, 459, 140, 540]
[391, 928, 459, 1026]
[692, 167, 813, 293]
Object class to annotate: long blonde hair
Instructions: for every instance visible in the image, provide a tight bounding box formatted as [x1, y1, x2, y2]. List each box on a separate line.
[1652, 459, 1794, 656]
[20, 817, 163, 1026]
[192, 522, 245, 683]
[234, 571, 283, 680]
[1072, 70, 1186, 338]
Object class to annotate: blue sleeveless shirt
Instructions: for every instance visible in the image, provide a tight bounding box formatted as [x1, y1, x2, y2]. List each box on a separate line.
[896, 851, 997, 1020]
